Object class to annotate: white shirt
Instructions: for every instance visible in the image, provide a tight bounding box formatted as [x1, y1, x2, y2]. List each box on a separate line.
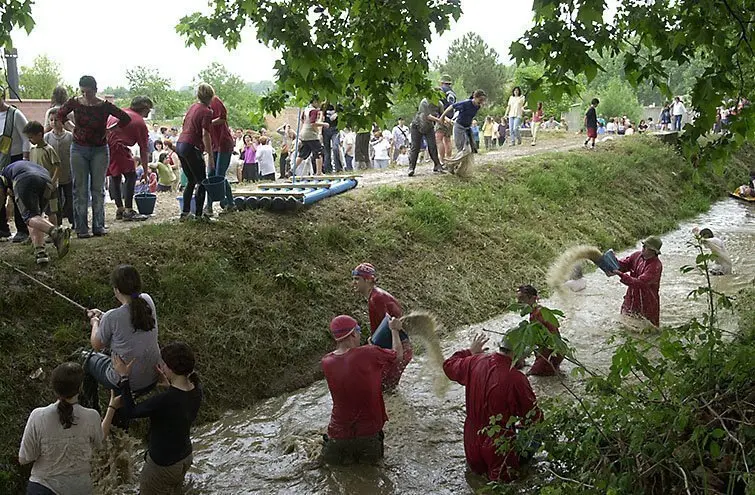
[672, 101, 686, 116]
[0, 107, 31, 156]
[372, 138, 390, 160]
[256, 144, 276, 176]
[606, 122, 616, 133]
[702, 237, 732, 274]
[396, 153, 410, 166]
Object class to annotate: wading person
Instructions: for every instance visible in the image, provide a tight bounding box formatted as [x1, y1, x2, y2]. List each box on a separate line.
[407, 92, 445, 176]
[206, 94, 236, 214]
[584, 98, 600, 149]
[82, 265, 160, 419]
[176, 84, 215, 221]
[505, 87, 526, 146]
[106, 96, 153, 222]
[0, 85, 31, 242]
[111, 342, 202, 495]
[19, 362, 117, 495]
[58, 76, 131, 238]
[435, 75, 457, 164]
[0, 161, 71, 264]
[612, 236, 663, 327]
[443, 333, 543, 482]
[693, 227, 731, 275]
[439, 90, 487, 177]
[516, 284, 564, 376]
[321, 315, 403, 464]
[351, 263, 413, 390]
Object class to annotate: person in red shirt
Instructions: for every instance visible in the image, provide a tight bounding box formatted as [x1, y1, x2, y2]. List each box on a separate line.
[205, 95, 236, 214]
[443, 332, 543, 482]
[612, 236, 663, 327]
[321, 314, 403, 464]
[351, 263, 413, 391]
[516, 284, 564, 376]
[176, 84, 214, 221]
[106, 96, 153, 222]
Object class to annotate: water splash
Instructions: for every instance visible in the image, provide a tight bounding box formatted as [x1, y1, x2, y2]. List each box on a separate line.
[546, 245, 602, 291]
[401, 311, 450, 397]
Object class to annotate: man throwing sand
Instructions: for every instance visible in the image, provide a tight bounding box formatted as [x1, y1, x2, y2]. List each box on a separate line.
[612, 236, 663, 327]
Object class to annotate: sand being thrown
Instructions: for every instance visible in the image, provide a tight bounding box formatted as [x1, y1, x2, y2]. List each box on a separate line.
[400, 311, 450, 397]
[546, 245, 603, 291]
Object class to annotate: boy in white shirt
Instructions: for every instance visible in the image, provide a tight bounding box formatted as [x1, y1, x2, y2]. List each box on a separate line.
[370, 129, 391, 169]
[256, 136, 276, 181]
[396, 145, 410, 167]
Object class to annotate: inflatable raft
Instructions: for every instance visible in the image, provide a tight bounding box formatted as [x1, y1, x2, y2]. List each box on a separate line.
[233, 177, 358, 211]
[729, 188, 755, 203]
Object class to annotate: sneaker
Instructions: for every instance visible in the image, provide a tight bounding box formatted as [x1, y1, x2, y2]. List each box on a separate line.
[194, 215, 217, 223]
[12, 232, 29, 244]
[77, 232, 93, 239]
[93, 229, 108, 237]
[35, 249, 50, 265]
[179, 212, 195, 222]
[122, 210, 148, 222]
[50, 226, 72, 259]
[0, 230, 10, 242]
[115, 210, 124, 221]
[433, 168, 447, 174]
[407, 169, 415, 177]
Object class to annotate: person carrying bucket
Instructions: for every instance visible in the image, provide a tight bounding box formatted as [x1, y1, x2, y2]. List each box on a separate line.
[611, 236, 663, 327]
[351, 263, 413, 391]
[321, 315, 403, 464]
[516, 285, 564, 376]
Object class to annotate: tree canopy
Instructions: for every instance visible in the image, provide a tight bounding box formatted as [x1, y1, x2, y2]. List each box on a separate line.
[0, 1, 33, 50]
[512, 0, 755, 166]
[176, 0, 463, 128]
[439, 33, 510, 106]
[18, 54, 65, 99]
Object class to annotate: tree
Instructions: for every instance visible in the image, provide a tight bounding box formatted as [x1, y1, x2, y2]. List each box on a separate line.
[511, 0, 755, 167]
[195, 62, 264, 129]
[176, 0, 462, 128]
[0, 1, 34, 49]
[594, 78, 644, 123]
[17, 54, 64, 99]
[512, 64, 579, 120]
[439, 33, 510, 105]
[125, 66, 186, 119]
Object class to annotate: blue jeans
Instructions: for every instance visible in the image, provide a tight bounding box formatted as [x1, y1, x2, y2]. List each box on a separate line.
[71, 143, 109, 234]
[210, 151, 234, 207]
[322, 128, 343, 173]
[509, 117, 521, 144]
[674, 114, 682, 131]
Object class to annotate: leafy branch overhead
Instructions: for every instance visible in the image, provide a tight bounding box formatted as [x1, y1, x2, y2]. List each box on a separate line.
[513, 0, 755, 167]
[176, 0, 463, 128]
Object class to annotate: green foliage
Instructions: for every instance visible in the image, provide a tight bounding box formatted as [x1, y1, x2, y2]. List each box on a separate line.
[512, 0, 755, 168]
[0, 1, 34, 49]
[18, 54, 65, 99]
[594, 77, 644, 123]
[195, 62, 265, 129]
[512, 64, 579, 120]
[176, 0, 463, 128]
[439, 33, 511, 105]
[126, 66, 188, 120]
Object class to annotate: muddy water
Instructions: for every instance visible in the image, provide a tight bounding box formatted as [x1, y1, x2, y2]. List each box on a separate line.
[183, 199, 755, 495]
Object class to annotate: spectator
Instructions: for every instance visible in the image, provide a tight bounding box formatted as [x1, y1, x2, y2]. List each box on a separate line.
[0, 85, 31, 242]
[256, 135, 276, 181]
[45, 109, 74, 227]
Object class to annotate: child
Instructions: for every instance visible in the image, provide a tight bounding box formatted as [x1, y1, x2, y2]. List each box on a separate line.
[584, 98, 599, 149]
[44, 110, 74, 227]
[147, 164, 158, 193]
[24, 121, 60, 227]
[256, 136, 276, 181]
[135, 160, 150, 195]
[156, 153, 176, 192]
[242, 134, 258, 182]
[396, 145, 410, 168]
[370, 129, 390, 169]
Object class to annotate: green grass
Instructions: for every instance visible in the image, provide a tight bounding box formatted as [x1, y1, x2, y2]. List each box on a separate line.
[0, 136, 751, 492]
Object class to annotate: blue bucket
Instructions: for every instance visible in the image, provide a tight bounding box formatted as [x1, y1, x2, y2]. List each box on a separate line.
[134, 193, 156, 215]
[176, 196, 196, 214]
[595, 249, 620, 275]
[201, 176, 227, 202]
[370, 314, 410, 349]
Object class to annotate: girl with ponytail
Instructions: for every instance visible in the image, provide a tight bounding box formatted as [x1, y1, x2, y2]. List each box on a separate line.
[82, 265, 160, 418]
[19, 362, 117, 494]
[111, 342, 203, 494]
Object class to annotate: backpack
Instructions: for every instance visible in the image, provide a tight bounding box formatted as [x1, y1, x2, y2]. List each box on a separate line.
[0, 107, 17, 169]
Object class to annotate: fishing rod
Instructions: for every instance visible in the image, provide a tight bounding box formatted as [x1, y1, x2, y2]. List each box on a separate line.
[1, 260, 88, 312]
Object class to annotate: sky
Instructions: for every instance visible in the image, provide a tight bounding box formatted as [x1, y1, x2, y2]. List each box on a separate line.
[9, 0, 535, 89]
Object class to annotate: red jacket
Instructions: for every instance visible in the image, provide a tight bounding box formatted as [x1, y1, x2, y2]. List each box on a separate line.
[617, 251, 662, 326]
[443, 351, 542, 481]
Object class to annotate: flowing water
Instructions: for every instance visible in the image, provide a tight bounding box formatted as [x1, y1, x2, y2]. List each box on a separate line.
[178, 199, 754, 495]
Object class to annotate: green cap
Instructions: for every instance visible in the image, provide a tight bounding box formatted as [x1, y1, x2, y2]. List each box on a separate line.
[440, 74, 453, 84]
[642, 236, 663, 254]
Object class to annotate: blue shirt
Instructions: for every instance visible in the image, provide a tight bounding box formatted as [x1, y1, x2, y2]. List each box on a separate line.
[452, 99, 481, 128]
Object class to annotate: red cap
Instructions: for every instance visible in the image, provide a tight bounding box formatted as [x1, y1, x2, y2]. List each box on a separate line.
[330, 315, 359, 341]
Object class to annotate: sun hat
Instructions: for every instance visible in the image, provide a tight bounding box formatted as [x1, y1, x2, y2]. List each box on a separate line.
[642, 236, 663, 254]
[330, 315, 360, 341]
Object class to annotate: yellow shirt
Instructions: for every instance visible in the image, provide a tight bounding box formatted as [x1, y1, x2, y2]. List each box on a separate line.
[29, 144, 61, 187]
[482, 121, 495, 137]
[506, 95, 527, 119]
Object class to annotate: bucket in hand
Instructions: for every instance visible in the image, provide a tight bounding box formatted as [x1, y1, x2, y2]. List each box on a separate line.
[201, 176, 227, 202]
[134, 193, 157, 215]
[370, 314, 410, 349]
[595, 249, 620, 275]
[176, 196, 196, 214]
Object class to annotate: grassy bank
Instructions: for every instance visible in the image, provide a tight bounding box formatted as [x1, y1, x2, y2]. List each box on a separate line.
[0, 137, 751, 490]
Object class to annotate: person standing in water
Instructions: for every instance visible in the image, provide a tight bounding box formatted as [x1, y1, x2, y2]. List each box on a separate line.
[612, 236, 663, 327]
[443, 332, 543, 482]
[516, 284, 564, 376]
[693, 227, 732, 275]
[321, 315, 403, 464]
[351, 263, 413, 390]
[19, 362, 117, 495]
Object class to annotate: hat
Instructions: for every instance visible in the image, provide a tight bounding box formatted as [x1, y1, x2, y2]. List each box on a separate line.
[440, 74, 453, 84]
[330, 315, 359, 341]
[642, 236, 663, 254]
[352, 262, 376, 280]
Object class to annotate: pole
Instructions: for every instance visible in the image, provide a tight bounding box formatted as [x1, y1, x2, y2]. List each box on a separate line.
[1, 260, 88, 312]
[291, 107, 303, 184]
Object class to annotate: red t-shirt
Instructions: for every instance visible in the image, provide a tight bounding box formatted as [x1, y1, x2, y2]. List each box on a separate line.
[322, 345, 397, 439]
[178, 103, 213, 151]
[530, 306, 559, 335]
[58, 98, 131, 147]
[368, 287, 403, 335]
[209, 96, 235, 153]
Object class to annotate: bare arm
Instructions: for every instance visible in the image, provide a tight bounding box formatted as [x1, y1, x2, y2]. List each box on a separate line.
[388, 317, 404, 363]
[202, 129, 213, 169]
